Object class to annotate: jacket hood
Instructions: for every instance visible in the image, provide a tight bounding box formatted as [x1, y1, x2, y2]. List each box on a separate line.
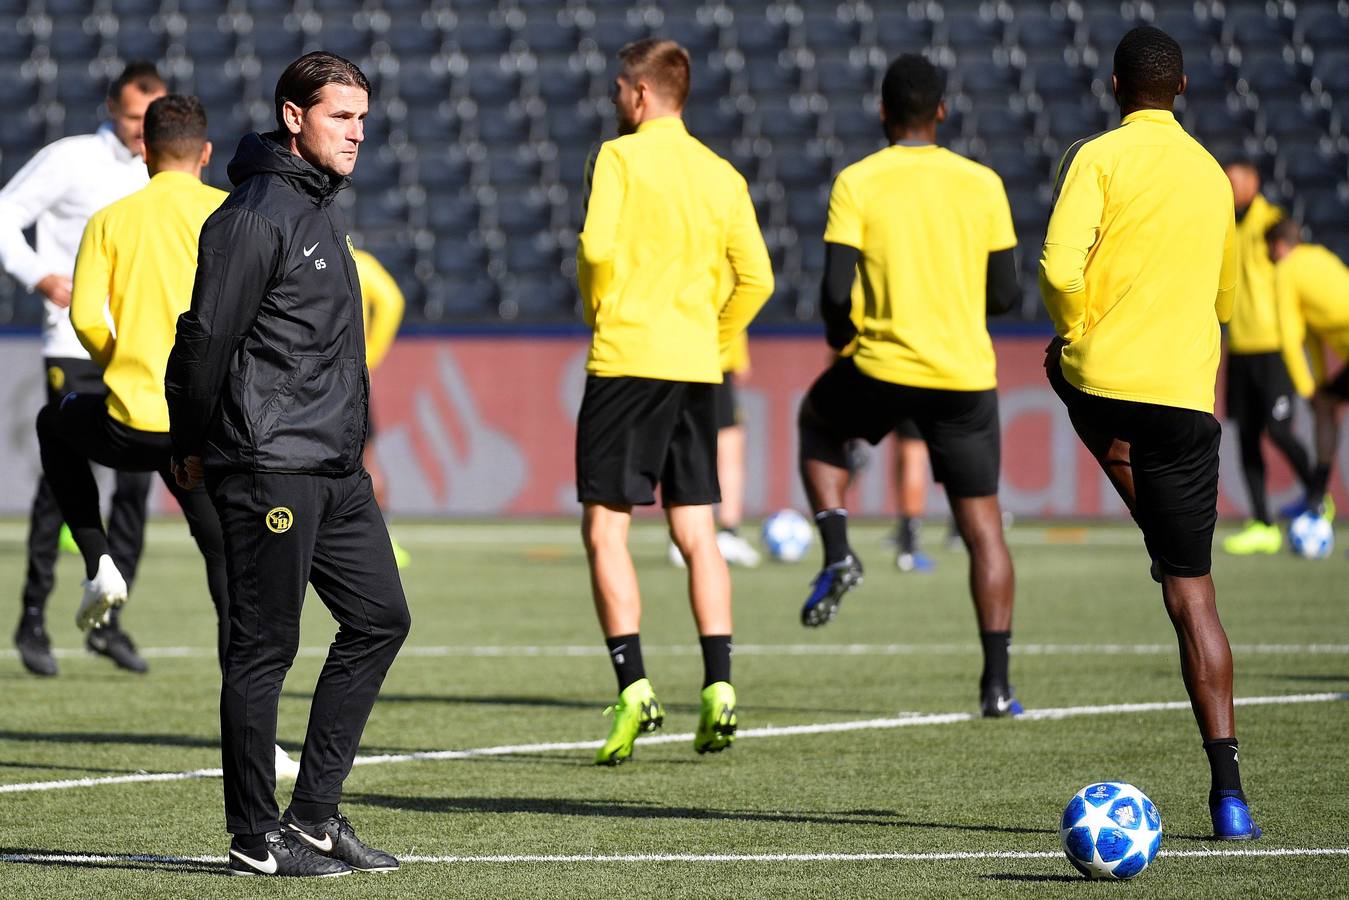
[227, 131, 350, 203]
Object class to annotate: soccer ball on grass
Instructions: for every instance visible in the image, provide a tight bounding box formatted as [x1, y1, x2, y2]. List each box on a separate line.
[1059, 782, 1162, 880]
[761, 509, 813, 563]
[1288, 511, 1334, 559]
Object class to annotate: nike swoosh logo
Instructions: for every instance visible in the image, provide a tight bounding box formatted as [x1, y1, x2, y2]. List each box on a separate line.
[289, 826, 334, 853]
[229, 848, 278, 874]
[303, 242, 320, 257]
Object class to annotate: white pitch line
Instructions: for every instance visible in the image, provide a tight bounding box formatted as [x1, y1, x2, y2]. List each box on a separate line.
[4, 642, 1347, 662]
[2, 848, 1347, 866]
[1, 692, 1343, 795]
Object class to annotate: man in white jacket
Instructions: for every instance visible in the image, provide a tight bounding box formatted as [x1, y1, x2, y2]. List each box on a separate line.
[0, 61, 165, 676]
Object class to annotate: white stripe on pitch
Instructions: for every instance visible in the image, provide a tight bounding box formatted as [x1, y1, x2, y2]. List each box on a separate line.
[2, 847, 1347, 866]
[0, 691, 1342, 795]
[4, 642, 1346, 662]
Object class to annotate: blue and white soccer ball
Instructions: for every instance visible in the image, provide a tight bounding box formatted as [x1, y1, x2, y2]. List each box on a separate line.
[761, 509, 813, 563]
[1060, 782, 1162, 880]
[1288, 511, 1334, 560]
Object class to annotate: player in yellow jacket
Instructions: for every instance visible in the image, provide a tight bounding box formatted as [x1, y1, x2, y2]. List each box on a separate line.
[1268, 219, 1349, 518]
[1041, 27, 1259, 840]
[352, 248, 409, 567]
[576, 39, 772, 765]
[35, 95, 232, 659]
[1222, 160, 1315, 554]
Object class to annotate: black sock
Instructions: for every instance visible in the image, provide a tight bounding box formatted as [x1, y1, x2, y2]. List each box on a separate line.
[288, 799, 337, 824]
[699, 635, 732, 687]
[979, 630, 1011, 693]
[232, 831, 269, 851]
[72, 525, 108, 580]
[605, 633, 645, 692]
[1203, 738, 1244, 800]
[897, 516, 920, 555]
[815, 508, 852, 565]
[718, 525, 738, 537]
[1308, 463, 1332, 506]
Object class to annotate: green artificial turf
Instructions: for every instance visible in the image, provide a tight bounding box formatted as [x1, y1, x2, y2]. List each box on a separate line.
[0, 518, 1345, 898]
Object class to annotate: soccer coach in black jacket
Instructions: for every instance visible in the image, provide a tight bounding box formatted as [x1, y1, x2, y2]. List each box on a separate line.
[166, 52, 410, 879]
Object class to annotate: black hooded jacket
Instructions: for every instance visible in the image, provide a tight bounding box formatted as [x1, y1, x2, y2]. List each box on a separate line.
[166, 131, 368, 474]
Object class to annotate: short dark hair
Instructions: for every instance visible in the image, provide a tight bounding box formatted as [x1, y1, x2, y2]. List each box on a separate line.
[1113, 26, 1184, 107]
[274, 51, 371, 129]
[107, 60, 165, 103]
[881, 54, 945, 129]
[144, 94, 208, 160]
[1265, 218, 1301, 245]
[618, 38, 691, 107]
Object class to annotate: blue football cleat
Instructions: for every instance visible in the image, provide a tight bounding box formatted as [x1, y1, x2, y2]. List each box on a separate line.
[800, 555, 863, 627]
[1210, 792, 1262, 841]
[895, 551, 935, 573]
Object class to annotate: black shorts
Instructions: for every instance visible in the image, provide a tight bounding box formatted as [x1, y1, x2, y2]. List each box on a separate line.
[1049, 359, 1221, 579]
[44, 357, 106, 406]
[45, 392, 173, 472]
[1226, 351, 1297, 429]
[714, 372, 742, 430]
[894, 418, 921, 441]
[1324, 362, 1349, 400]
[801, 358, 1000, 498]
[575, 375, 720, 507]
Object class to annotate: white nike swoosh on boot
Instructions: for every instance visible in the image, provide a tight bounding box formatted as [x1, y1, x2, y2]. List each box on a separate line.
[289, 826, 334, 853]
[229, 848, 278, 874]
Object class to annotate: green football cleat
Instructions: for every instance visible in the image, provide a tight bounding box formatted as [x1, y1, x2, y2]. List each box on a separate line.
[58, 523, 79, 556]
[1222, 520, 1282, 555]
[595, 678, 663, 766]
[694, 681, 737, 754]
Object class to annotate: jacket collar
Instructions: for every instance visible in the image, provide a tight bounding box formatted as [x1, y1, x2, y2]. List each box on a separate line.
[636, 116, 687, 135]
[1121, 109, 1179, 127]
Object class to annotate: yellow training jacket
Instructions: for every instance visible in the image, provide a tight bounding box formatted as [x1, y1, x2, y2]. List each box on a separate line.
[1275, 243, 1349, 398]
[353, 248, 405, 371]
[70, 170, 227, 432]
[1040, 109, 1237, 414]
[577, 116, 773, 383]
[1227, 194, 1285, 354]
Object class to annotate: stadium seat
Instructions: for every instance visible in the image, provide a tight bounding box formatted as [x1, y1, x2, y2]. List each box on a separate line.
[733, 11, 789, 55]
[1301, 191, 1349, 231]
[494, 189, 553, 235]
[685, 101, 743, 141]
[499, 275, 575, 320]
[519, 19, 580, 56]
[485, 149, 543, 189]
[945, 13, 1004, 52]
[465, 60, 521, 105]
[478, 105, 534, 145]
[1012, 8, 1077, 52]
[957, 57, 1019, 98]
[801, 10, 861, 50]
[813, 56, 877, 95]
[1312, 50, 1349, 94]
[873, 10, 933, 54]
[1280, 142, 1346, 190]
[665, 19, 720, 54]
[532, 56, 592, 105]
[46, 21, 103, 60]
[424, 190, 480, 232]
[754, 96, 819, 141]
[450, 21, 509, 56]
[775, 149, 832, 189]
[1295, 6, 1349, 51]
[744, 56, 802, 96]
[424, 275, 498, 320]
[588, 11, 648, 54]
[1225, 7, 1290, 48]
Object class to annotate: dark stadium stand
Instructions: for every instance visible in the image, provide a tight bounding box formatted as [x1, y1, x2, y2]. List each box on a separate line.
[0, 0, 1345, 326]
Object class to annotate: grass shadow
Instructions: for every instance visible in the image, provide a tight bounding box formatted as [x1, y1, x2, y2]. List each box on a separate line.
[983, 873, 1081, 883]
[0, 848, 220, 877]
[346, 794, 1046, 836]
[285, 691, 883, 717]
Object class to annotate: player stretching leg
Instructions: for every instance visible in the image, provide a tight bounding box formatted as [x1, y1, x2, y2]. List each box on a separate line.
[168, 53, 410, 877]
[1041, 27, 1259, 840]
[795, 55, 1021, 717]
[1267, 219, 1349, 520]
[0, 63, 164, 675]
[577, 39, 772, 765]
[1221, 159, 1317, 553]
